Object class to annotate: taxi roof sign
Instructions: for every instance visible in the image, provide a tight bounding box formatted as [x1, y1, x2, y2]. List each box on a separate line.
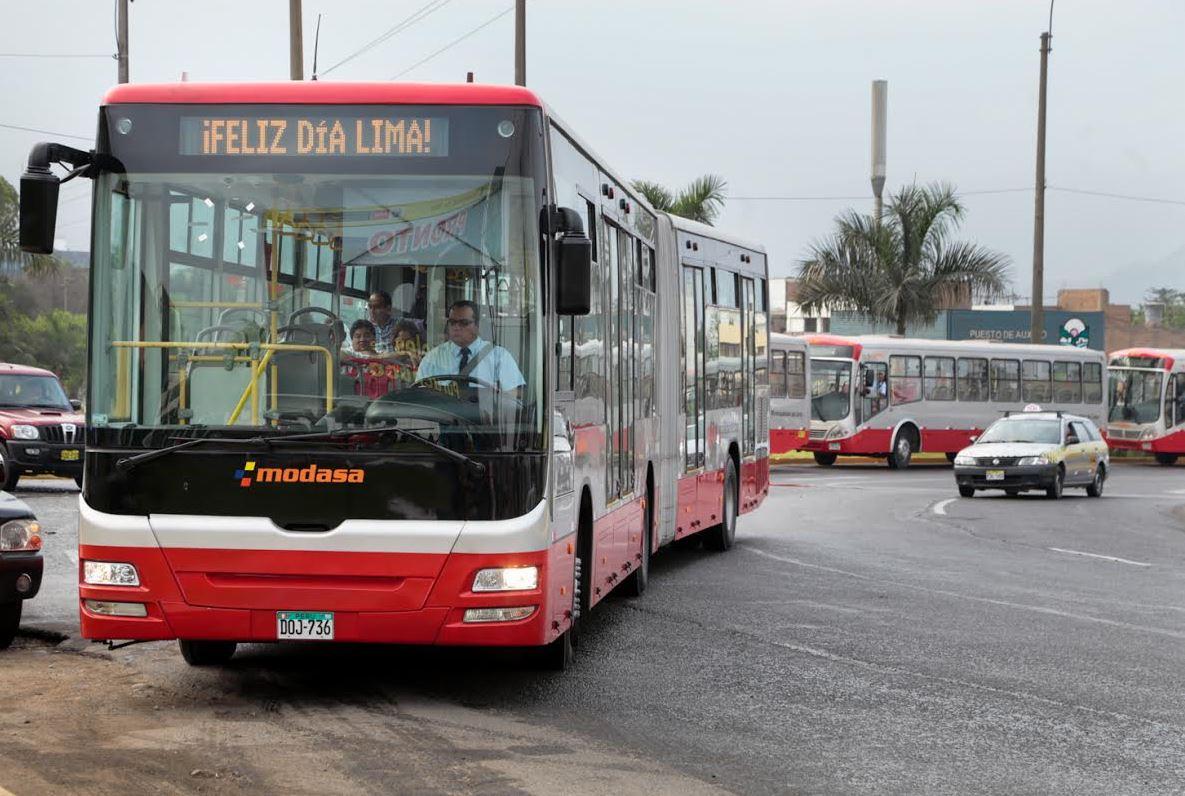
[1023, 403, 1043, 412]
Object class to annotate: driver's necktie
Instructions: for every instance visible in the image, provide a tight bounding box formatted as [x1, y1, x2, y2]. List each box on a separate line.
[458, 346, 471, 373]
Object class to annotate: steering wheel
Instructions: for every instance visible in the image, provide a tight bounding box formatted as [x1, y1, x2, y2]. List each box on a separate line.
[411, 373, 499, 392]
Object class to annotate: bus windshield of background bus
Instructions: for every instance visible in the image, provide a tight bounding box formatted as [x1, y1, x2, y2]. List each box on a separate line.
[811, 359, 852, 421]
[88, 105, 545, 453]
[1108, 368, 1163, 425]
[978, 418, 1061, 445]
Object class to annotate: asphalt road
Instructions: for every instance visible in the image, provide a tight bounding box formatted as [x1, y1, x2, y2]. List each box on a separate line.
[10, 461, 1185, 794]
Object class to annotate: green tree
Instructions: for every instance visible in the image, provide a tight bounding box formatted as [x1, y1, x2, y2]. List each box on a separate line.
[3, 309, 88, 396]
[1143, 286, 1185, 329]
[797, 182, 1010, 335]
[0, 176, 59, 276]
[631, 174, 728, 226]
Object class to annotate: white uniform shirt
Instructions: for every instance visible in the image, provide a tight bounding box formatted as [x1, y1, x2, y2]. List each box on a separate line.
[415, 336, 525, 390]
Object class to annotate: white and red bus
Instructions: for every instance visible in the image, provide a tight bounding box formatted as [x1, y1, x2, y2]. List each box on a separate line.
[19, 82, 769, 669]
[1106, 348, 1185, 464]
[802, 335, 1106, 467]
[768, 333, 811, 455]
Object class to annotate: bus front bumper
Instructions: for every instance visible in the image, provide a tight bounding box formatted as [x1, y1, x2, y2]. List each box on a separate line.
[78, 543, 564, 647]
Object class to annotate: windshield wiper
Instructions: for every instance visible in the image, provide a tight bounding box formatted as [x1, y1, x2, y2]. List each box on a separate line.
[115, 435, 279, 473]
[269, 425, 487, 474]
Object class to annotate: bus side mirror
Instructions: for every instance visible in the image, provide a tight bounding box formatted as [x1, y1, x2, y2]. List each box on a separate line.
[20, 166, 60, 255]
[553, 206, 591, 316]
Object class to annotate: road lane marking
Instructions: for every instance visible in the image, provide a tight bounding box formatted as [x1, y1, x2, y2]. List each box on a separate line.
[1048, 547, 1152, 567]
[932, 498, 956, 516]
[742, 545, 1185, 640]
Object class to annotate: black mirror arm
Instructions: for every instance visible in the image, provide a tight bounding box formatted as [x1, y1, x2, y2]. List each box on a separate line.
[26, 142, 95, 181]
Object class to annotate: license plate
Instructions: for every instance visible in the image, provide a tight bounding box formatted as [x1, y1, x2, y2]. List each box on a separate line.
[276, 611, 334, 640]
[60, 449, 80, 461]
[985, 469, 1005, 481]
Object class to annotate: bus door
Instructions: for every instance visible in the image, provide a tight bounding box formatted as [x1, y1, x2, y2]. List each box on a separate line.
[858, 362, 888, 425]
[741, 277, 756, 457]
[1169, 372, 1185, 431]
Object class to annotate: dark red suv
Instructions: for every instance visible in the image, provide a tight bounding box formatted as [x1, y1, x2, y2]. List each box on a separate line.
[0, 363, 84, 491]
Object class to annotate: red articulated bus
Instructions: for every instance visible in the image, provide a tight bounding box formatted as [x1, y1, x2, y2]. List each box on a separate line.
[1105, 348, 1185, 464]
[19, 82, 770, 668]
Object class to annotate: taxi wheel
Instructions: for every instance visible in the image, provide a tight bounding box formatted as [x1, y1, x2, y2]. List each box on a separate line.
[178, 640, 237, 666]
[958, 485, 975, 498]
[1086, 465, 1106, 497]
[1046, 466, 1065, 500]
[0, 602, 21, 650]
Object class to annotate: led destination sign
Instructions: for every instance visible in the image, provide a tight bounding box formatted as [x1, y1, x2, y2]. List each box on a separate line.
[179, 116, 448, 157]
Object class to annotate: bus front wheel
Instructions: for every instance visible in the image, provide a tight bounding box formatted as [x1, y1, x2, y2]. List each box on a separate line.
[178, 639, 237, 666]
[887, 429, 916, 470]
[813, 452, 837, 467]
[1155, 453, 1178, 466]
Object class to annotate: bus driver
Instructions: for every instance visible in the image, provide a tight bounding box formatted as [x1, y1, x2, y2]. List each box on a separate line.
[416, 300, 525, 392]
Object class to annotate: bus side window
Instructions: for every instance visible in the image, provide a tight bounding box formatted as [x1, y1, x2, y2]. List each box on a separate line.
[923, 356, 955, 401]
[889, 355, 921, 404]
[1083, 362, 1102, 404]
[1022, 360, 1052, 403]
[957, 357, 988, 401]
[770, 352, 787, 398]
[1174, 373, 1185, 426]
[991, 359, 1021, 402]
[1053, 361, 1081, 403]
[787, 352, 806, 399]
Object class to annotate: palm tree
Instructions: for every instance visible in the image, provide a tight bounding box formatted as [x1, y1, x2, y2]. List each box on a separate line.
[0, 176, 59, 276]
[631, 174, 728, 226]
[797, 183, 1010, 335]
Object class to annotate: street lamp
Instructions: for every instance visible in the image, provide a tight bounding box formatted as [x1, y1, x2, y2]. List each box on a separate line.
[1031, 1, 1054, 344]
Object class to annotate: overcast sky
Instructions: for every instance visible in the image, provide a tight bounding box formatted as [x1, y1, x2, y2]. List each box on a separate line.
[2, 0, 1182, 304]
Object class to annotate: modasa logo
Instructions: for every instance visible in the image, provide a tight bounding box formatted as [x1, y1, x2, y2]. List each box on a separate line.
[235, 460, 365, 488]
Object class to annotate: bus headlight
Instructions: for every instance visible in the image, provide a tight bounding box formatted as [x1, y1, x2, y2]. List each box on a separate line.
[1140, 427, 1156, 440]
[11, 424, 39, 440]
[472, 566, 539, 592]
[83, 561, 140, 587]
[825, 425, 845, 439]
[0, 519, 42, 551]
[953, 454, 976, 466]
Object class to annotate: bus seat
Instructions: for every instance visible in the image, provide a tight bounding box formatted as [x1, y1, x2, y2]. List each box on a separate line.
[271, 324, 330, 420]
[184, 325, 262, 426]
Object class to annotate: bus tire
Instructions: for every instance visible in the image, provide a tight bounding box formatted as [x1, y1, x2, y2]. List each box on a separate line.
[534, 626, 575, 671]
[945, 452, 958, 464]
[178, 639, 237, 666]
[623, 475, 653, 598]
[1155, 453, 1178, 466]
[0, 602, 21, 650]
[888, 428, 916, 470]
[705, 458, 738, 552]
[813, 452, 837, 467]
[1086, 464, 1106, 497]
[1045, 466, 1064, 500]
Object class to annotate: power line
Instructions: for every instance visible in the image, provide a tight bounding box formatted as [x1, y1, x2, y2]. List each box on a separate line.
[730, 188, 1031, 201]
[0, 52, 112, 58]
[0, 122, 91, 142]
[320, 0, 453, 76]
[1049, 186, 1185, 207]
[390, 6, 514, 80]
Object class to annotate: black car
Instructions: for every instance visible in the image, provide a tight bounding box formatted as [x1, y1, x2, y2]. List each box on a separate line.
[0, 491, 43, 648]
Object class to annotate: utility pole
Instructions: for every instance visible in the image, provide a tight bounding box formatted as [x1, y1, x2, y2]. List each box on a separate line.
[514, 0, 526, 86]
[1030, 30, 1051, 345]
[870, 80, 888, 223]
[289, 0, 304, 81]
[116, 0, 129, 83]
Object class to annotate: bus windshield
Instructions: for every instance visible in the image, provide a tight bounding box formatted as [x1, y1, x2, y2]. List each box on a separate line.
[811, 359, 852, 421]
[1108, 367, 1162, 424]
[88, 104, 545, 453]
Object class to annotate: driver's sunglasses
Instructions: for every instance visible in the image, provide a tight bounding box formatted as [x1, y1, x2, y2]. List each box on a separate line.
[446, 318, 475, 327]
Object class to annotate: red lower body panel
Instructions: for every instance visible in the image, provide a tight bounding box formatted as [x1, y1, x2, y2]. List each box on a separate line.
[770, 427, 808, 454]
[1105, 427, 1185, 454]
[803, 427, 983, 456]
[79, 541, 575, 647]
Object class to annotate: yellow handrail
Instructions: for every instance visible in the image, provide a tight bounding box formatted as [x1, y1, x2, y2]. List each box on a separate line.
[112, 340, 335, 425]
